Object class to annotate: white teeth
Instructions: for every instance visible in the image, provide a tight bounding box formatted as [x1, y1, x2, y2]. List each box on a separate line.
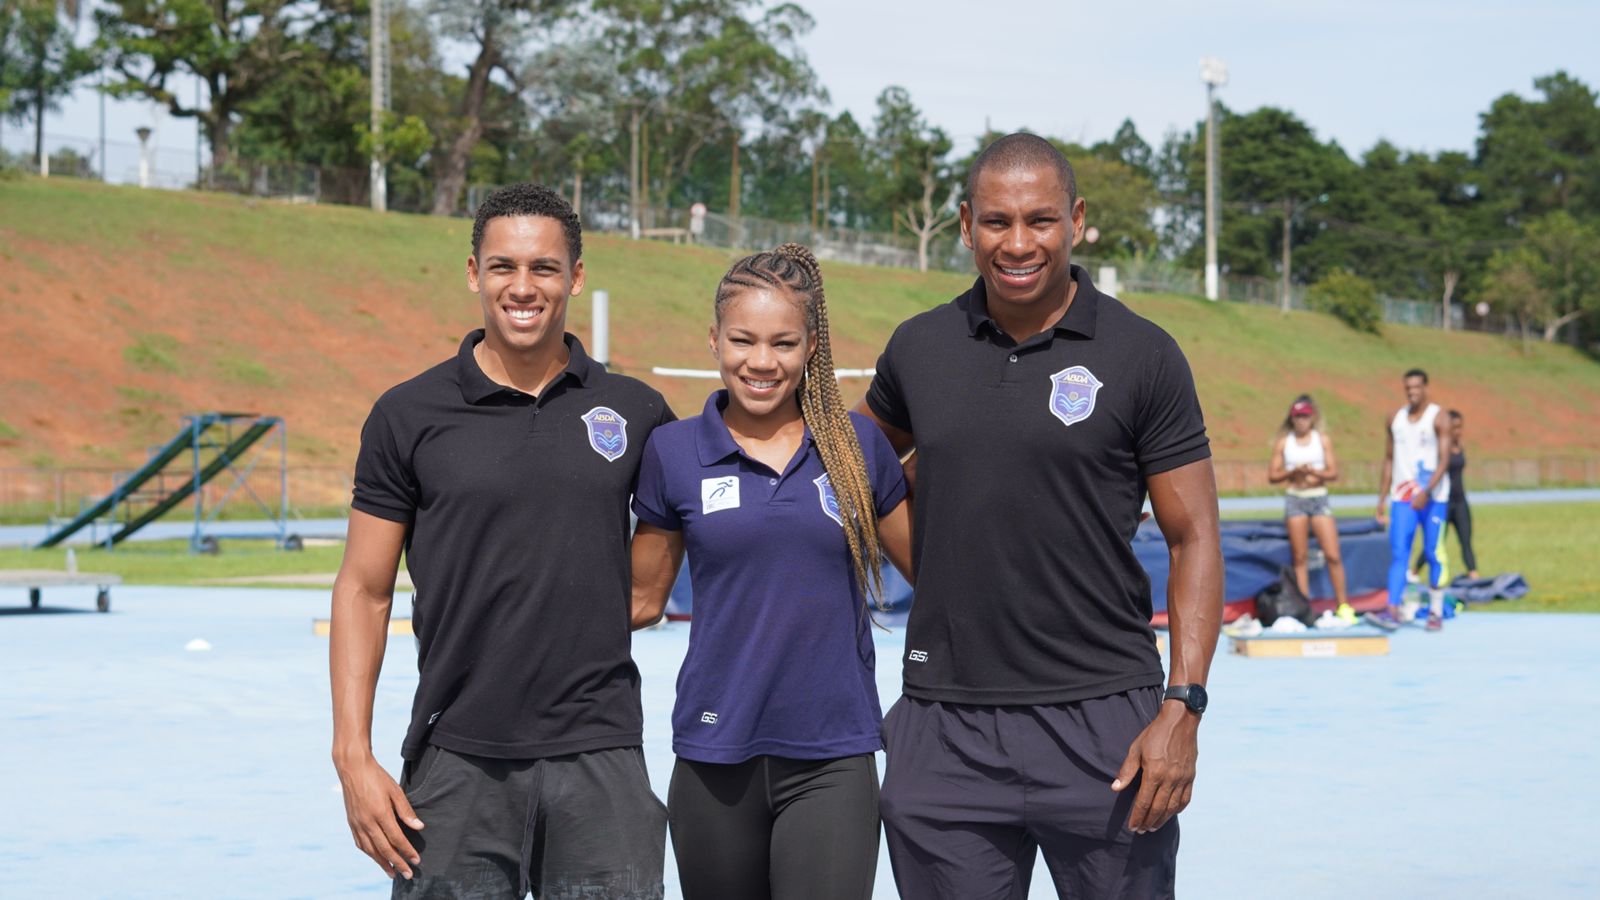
[508, 308, 538, 320]
[1001, 265, 1042, 276]
[744, 379, 778, 389]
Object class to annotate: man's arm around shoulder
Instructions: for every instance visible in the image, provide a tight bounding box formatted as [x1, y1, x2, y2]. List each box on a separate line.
[330, 510, 422, 881]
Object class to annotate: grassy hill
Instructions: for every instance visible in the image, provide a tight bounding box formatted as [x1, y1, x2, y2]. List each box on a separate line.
[3, 176, 1598, 500]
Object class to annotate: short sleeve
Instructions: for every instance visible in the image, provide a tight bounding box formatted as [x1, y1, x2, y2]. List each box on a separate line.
[864, 327, 912, 433]
[855, 415, 908, 517]
[1134, 336, 1211, 478]
[351, 403, 419, 523]
[630, 434, 682, 531]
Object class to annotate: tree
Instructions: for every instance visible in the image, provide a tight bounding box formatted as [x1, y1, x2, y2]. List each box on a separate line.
[425, 0, 576, 216]
[872, 86, 956, 272]
[96, 1, 351, 172]
[1476, 71, 1600, 226]
[2, 1, 96, 172]
[1523, 211, 1600, 342]
[1479, 247, 1549, 350]
[597, 0, 820, 224]
[1056, 145, 1156, 259]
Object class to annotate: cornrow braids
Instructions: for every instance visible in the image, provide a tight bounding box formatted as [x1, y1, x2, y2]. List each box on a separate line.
[712, 244, 887, 612]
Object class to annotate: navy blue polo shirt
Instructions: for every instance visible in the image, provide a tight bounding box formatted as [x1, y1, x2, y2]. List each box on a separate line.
[353, 330, 675, 761]
[866, 266, 1211, 706]
[632, 391, 908, 764]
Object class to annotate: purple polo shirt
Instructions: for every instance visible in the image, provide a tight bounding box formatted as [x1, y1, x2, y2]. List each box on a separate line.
[632, 390, 908, 764]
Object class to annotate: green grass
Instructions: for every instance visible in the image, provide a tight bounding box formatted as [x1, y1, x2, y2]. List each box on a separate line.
[0, 539, 347, 586]
[3, 176, 1599, 471]
[216, 352, 281, 387]
[0, 418, 18, 440]
[1223, 502, 1600, 612]
[0, 503, 1592, 611]
[122, 332, 185, 374]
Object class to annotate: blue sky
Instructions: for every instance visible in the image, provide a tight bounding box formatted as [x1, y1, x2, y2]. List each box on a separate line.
[9, 0, 1598, 183]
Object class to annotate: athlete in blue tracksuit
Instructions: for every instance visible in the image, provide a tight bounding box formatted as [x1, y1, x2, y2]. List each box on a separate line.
[1370, 368, 1453, 632]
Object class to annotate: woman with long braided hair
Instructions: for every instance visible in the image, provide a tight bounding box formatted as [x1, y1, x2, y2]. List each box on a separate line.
[629, 242, 913, 899]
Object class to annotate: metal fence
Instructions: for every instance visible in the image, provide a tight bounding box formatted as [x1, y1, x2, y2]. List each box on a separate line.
[1210, 456, 1600, 496]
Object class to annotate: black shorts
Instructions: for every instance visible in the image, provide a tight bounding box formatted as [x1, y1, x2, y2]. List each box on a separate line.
[393, 744, 667, 900]
[879, 688, 1178, 899]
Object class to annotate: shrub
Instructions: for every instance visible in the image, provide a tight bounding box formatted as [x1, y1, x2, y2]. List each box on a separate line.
[1307, 268, 1382, 334]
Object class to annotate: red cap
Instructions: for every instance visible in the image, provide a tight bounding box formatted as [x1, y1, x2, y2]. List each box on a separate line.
[1290, 400, 1315, 417]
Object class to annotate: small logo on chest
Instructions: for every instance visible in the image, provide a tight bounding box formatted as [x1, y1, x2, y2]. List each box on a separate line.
[702, 476, 741, 514]
[700, 711, 719, 724]
[1047, 366, 1103, 427]
[907, 650, 929, 663]
[813, 473, 844, 526]
[581, 407, 628, 461]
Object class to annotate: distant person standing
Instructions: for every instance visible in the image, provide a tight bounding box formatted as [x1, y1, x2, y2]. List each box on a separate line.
[1268, 395, 1355, 624]
[1413, 409, 1478, 580]
[1369, 369, 1452, 632]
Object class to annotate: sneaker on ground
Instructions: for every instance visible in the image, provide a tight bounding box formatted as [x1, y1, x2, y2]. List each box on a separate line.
[1269, 616, 1308, 634]
[1426, 613, 1443, 632]
[1362, 609, 1401, 632]
[1224, 615, 1262, 638]
[1335, 603, 1359, 625]
[1399, 599, 1422, 623]
[1314, 610, 1350, 630]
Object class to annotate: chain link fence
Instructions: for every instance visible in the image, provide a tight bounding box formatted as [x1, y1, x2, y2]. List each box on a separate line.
[0, 466, 354, 525]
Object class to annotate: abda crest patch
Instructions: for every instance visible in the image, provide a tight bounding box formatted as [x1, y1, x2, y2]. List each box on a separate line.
[581, 406, 629, 462]
[1047, 366, 1103, 427]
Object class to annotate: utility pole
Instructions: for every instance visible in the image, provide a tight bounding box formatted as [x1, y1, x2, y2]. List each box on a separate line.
[369, 0, 389, 212]
[629, 109, 641, 238]
[1200, 57, 1228, 302]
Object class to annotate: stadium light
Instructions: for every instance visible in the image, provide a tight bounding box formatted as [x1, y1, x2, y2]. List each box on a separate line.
[1200, 57, 1228, 302]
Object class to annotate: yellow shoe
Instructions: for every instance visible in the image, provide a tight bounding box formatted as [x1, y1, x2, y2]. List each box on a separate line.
[1335, 603, 1359, 625]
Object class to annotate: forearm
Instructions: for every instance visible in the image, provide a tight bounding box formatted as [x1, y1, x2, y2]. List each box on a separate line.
[1166, 532, 1223, 688]
[330, 578, 393, 767]
[629, 525, 682, 629]
[1377, 461, 1392, 505]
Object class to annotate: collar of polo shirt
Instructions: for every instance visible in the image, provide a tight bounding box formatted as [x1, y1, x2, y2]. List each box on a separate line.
[456, 329, 601, 403]
[693, 389, 815, 467]
[963, 263, 1100, 341]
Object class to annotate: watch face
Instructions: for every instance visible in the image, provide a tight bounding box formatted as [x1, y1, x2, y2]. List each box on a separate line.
[1188, 684, 1209, 714]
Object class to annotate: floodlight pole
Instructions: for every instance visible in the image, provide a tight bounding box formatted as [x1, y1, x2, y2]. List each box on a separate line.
[1201, 58, 1228, 302]
[369, 0, 389, 212]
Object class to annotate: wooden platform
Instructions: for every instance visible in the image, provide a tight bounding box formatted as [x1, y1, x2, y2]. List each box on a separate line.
[312, 618, 413, 637]
[1229, 630, 1389, 658]
[1, 569, 123, 612]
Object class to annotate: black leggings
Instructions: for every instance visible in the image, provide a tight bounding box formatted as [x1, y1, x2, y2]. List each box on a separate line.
[1414, 499, 1478, 574]
[668, 754, 880, 900]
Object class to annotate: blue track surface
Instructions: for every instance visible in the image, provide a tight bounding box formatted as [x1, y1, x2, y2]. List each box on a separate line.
[3, 586, 1597, 898]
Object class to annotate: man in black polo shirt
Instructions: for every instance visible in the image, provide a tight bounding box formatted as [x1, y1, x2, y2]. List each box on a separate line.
[860, 133, 1223, 898]
[330, 183, 674, 898]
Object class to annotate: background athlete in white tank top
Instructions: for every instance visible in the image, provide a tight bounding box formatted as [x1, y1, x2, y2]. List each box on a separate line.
[1268, 396, 1350, 619]
[1371, 370, 1453, 632]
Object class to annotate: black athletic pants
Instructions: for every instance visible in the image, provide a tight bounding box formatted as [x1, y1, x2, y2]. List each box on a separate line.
[667, 754, 880, 900]
[1414, 498, 1477, 574]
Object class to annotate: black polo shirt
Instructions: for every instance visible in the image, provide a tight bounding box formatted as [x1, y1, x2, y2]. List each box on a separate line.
[865, 266, 1210, 705]
[353, 330, 675, 760]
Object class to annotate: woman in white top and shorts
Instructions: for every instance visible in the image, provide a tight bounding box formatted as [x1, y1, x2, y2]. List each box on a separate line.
[1268, 395, 1355, 623]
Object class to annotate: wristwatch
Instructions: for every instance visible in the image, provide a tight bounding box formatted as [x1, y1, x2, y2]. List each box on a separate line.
[1163, 684, 1208, 716]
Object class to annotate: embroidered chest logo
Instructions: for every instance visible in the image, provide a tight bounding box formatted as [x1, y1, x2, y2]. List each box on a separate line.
[1047, 366, 1103, 427]
[702, 476, 741, 514]
[581, 407, 628, 461]
[813, 473, 844, 526]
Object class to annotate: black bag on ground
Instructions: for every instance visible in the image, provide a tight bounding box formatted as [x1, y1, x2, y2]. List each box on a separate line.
[1254, 567, 1316, 626]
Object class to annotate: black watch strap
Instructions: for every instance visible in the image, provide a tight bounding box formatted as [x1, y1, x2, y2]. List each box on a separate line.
[1163, 683, 1208, 715]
